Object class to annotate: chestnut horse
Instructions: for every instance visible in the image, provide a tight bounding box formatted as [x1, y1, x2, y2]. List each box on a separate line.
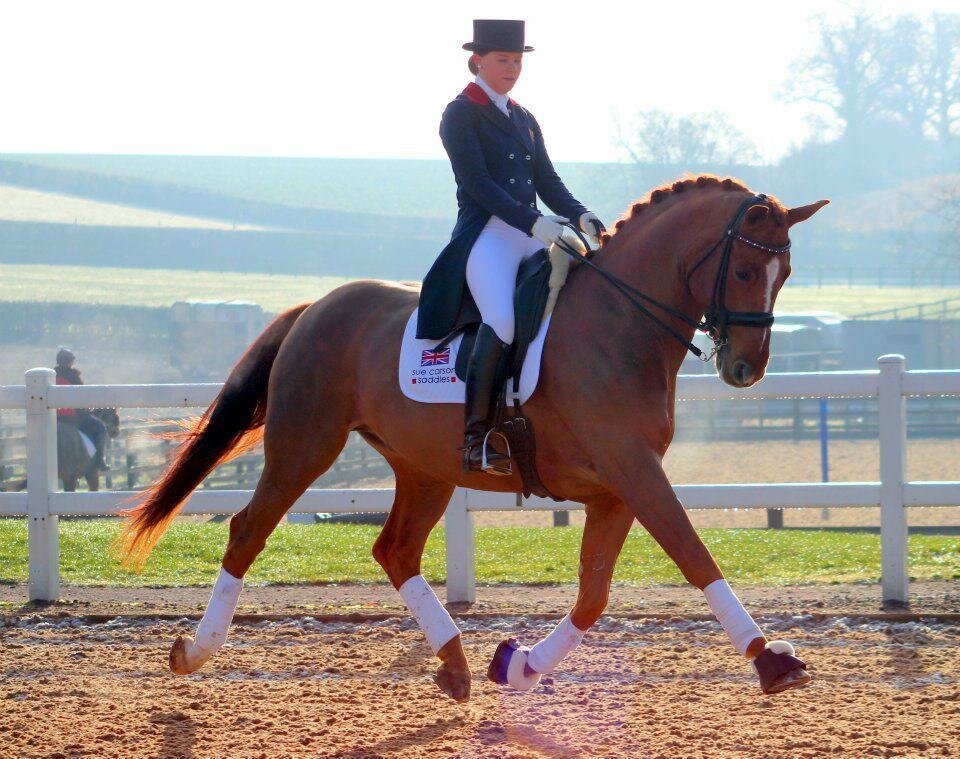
[121, 175, 827, 701]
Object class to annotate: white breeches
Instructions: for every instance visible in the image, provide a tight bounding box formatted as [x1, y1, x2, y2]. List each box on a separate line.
[466, 215, 545, 345]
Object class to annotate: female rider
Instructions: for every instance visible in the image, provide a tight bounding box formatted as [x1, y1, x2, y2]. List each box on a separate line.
[416, 19, 605, 474]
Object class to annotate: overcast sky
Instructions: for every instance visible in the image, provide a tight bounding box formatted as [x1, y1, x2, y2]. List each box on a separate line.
[2, 0, 957, 163]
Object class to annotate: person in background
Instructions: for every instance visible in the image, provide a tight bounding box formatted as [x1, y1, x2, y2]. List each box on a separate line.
[55, 347, 110, 471]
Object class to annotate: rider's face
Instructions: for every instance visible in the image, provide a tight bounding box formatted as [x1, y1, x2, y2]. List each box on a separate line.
[475, 51, 523, 95]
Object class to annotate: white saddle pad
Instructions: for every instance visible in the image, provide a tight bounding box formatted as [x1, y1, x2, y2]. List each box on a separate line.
[398, 307, 552, 405]
[78, 430, 96, 458]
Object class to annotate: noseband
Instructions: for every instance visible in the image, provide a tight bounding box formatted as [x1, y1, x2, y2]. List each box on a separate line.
[556, 193, 790, 361]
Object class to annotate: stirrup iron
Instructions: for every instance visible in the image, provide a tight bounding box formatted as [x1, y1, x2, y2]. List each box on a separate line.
[481, 429, 512, 476]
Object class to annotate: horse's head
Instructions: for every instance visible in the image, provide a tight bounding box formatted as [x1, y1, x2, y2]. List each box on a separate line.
[686, 194, 829, 388]
[93, 407, 121, 438]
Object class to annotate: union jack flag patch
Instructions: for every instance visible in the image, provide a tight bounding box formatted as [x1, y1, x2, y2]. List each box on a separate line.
[421, 348, 450, 366]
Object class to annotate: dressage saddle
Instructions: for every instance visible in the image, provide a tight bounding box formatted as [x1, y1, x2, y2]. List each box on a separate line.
[447, 239, 578, 499]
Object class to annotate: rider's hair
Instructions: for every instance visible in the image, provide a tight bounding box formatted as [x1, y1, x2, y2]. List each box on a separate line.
[468, 48, 492, 76]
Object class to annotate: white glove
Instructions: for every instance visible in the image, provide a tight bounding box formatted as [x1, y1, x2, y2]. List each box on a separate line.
[531, 214, 568, 246]
[579, 212, 606, 243]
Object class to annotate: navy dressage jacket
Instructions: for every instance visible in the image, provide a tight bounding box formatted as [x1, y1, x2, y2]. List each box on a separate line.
[415, 82, 588, 340]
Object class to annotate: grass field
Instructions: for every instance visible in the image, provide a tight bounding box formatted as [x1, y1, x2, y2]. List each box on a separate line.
[2, 154, 638, 223]
[2, 261, 957, 317]
[775, 284, 960, 316]
[0, 263, 353, 313]
[0, 184, 265, 230]
[4, 154, 462, 220]
[0, 519, 956, 587]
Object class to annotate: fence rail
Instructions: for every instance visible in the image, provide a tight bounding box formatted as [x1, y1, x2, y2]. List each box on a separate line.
[0, 421, 392, 493]
[1, 356, 959, 605]
[788, 266, 960, 288]
[852, 297, 960, 321]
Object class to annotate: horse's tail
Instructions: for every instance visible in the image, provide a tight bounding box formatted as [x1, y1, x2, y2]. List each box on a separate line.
[117, 303, 311, 567]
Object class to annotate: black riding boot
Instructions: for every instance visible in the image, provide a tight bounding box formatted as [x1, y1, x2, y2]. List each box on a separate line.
[462, 323, 512, 474]
[94, 447, 110, 472]
[79, 414, 110, 471]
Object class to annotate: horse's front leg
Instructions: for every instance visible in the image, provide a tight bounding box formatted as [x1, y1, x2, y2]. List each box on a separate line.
[488, 493, 634, 690]
[370, 469, 468, 702]
[85, 466, 100, 492]
[601, 445, 811, 695]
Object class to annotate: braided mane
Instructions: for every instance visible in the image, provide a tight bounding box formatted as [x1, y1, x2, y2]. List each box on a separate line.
[598, 174, 787, 247]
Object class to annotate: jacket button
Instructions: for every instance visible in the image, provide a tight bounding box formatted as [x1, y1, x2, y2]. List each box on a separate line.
[525, 155, 531, 160]
[509, 178, 515, 184]
[526, 179, 532, 184]
[509, 153, 515, 159]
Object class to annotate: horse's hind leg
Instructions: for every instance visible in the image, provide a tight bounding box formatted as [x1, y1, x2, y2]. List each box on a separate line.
[85, 465, 100, 492]
[489, 493, 634, 689]
[170, 373, 351, 675]
[370, 465, 465, 701]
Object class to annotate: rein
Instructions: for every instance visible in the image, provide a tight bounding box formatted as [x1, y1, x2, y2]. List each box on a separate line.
[554, 194, 791, 361]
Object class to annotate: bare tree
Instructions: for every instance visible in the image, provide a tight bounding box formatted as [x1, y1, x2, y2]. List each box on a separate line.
[785, 11, 960, 144]
[877, 13, 960, 142]
[926, 13, 960, 144]
[783, 11, 893, 140]
[877, 14, 930, 138]
[932, 179, 960, 261]
[894, 176, 960, 262]
[614, 109, 760, 166]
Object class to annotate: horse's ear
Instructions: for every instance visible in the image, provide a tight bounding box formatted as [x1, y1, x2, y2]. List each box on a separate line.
[787, 199, 830, 227]
[744, 204, 770, 226]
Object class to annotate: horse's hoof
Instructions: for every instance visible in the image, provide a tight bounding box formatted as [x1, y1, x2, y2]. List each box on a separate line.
[487, 638, 542, 692]
[434, 662, 471, 702]
[766, 666, 812, 694]
[752, 640, 811, 694]
[169, 635, 211, 675]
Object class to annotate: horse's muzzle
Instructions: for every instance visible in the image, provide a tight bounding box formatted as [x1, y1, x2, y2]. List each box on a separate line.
[717, 348, 757, 389]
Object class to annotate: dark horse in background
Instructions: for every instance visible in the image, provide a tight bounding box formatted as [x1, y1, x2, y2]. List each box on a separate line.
[2, 408, 119, 493]
[58, 408, 120, 492]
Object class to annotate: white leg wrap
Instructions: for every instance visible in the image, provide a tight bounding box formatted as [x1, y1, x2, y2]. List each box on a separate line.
[398, 575, 460, 655]
[703, 579, 763, 656]
[527, 613, 587, 674]
[194, 567, 243, 654]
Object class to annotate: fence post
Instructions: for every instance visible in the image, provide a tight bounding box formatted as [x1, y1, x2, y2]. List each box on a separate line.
[444, 488, 476, 604]
[878, 355, 908, 605]
[25, 368, 59, 602]
[820, 397, 830, 521]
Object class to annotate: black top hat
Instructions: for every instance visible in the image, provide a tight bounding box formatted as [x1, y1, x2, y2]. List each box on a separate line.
[462, 19, 533, 53]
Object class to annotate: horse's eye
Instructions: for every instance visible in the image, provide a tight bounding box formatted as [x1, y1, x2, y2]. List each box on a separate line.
[734, 268, 752, 283]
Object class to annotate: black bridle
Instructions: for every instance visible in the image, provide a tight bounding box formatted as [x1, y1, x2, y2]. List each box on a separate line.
[554, 193, 791, 361]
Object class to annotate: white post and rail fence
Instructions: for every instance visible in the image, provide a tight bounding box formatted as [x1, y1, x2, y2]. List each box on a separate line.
[1, 356, 958, 606]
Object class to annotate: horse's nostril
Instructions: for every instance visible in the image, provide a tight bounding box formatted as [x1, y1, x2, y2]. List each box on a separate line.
[733, 360, 753, 385]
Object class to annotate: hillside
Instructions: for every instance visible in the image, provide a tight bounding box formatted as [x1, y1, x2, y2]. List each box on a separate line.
[12, 153, 955, 234]
[0, 184, 268, 230]
[0, 154, 781, 227]
[2, 154, 461, 220]
[0, 154, 954, 278]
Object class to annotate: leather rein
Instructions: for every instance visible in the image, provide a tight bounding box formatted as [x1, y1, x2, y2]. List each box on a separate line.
[554, 193, 791, 361]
